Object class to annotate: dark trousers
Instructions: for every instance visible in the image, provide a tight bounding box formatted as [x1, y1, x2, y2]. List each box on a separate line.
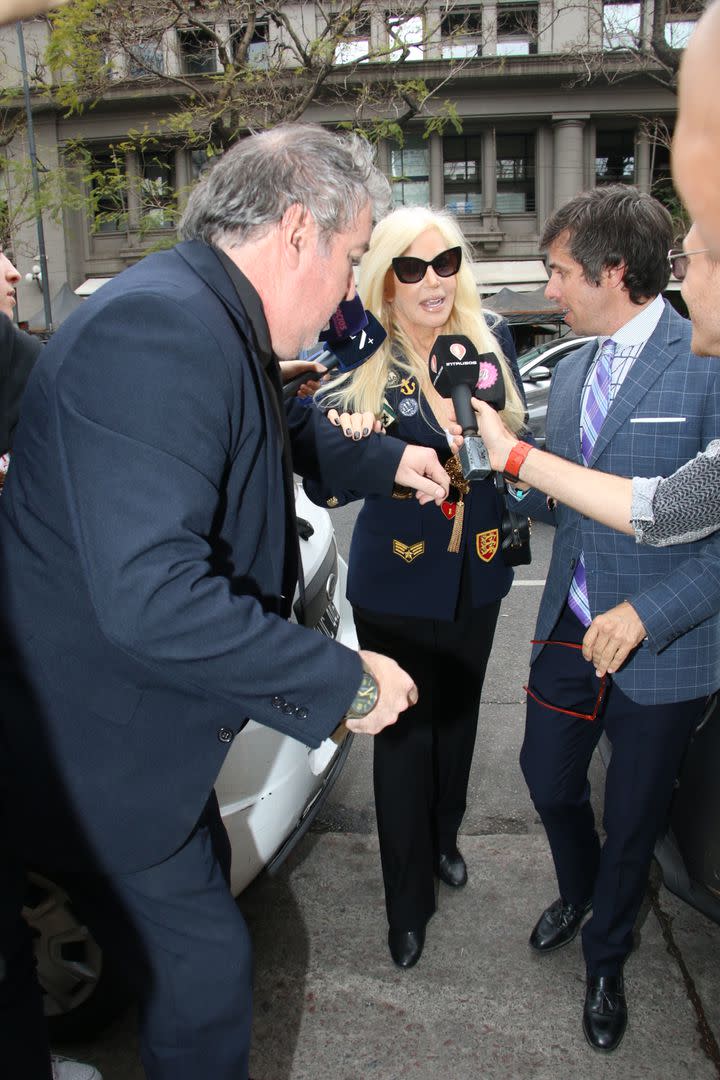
[520, 603, 704, 975]
[0, 844, 53, 1080]
[66, 795, 252, 1080]
[354, 596, 501, 930]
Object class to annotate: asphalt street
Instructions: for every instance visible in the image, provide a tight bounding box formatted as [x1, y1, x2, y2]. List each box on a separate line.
[53, 513, 720, 1080]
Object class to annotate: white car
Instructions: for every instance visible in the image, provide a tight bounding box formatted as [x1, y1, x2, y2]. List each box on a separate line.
[519, 335, 594, 445]
[23, 482, 357, 1039]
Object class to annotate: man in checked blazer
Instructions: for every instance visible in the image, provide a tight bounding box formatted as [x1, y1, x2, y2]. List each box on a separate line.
[517, 186, 720, 1053]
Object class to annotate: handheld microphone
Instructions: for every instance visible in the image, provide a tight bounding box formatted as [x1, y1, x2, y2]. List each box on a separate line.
[319, 294, 368, 345]
[429, 336, 505, 480]
[283, 310, 386, 400]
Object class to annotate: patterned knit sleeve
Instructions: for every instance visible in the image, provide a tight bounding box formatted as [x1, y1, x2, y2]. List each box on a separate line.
[631, 440, 720, 546]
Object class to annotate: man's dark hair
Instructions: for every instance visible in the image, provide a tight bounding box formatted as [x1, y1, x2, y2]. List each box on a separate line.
[540, 185, 673, 303]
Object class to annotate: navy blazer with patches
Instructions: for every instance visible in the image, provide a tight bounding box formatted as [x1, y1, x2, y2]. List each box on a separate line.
[306, 318, 525, 620]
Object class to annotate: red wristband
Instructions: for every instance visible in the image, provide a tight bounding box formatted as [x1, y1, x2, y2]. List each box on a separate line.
[502, 441, 533, 483]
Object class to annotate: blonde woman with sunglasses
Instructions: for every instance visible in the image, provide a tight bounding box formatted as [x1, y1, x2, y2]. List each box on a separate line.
[307, 206, 527, 969]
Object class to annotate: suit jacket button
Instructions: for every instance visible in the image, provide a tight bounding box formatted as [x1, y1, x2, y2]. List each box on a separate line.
[282, 703, 295, 715]
[218, 727, 234, 744]
[294, 706, 309, 720]
[271, 696, 284, 709]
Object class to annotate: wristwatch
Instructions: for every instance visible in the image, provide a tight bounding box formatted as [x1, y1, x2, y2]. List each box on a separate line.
[502, 441, 533, 484]
[344, 669, 379, 720]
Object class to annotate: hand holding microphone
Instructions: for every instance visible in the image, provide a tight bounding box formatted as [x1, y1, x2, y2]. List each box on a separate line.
[283, 296, 386, 400]
[429, 335, 506, 480]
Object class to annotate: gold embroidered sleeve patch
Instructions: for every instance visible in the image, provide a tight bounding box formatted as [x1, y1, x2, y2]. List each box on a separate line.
[476, 528, 499, 562]
[392, 539, 425, 563]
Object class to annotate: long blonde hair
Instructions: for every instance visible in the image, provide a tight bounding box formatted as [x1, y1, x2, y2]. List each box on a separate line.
[317, 206, 526, 434]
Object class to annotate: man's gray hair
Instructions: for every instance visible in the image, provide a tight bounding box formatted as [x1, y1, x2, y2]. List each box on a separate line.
[179, 123, 391, 247]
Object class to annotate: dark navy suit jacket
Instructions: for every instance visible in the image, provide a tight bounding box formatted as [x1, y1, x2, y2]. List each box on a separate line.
[521, 302, 720, 705]
[306, 318, 524, 620]
[0, 241, 405, 874]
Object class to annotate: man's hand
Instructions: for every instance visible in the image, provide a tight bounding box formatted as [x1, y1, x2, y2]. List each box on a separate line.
[470, 400, 519, 472]
[582, 601, 646, 676]
[278, 358, 328, 398]
[395, 445, 450, 505]
[341, 649, 418, 735]
[326, 408, 383, 439]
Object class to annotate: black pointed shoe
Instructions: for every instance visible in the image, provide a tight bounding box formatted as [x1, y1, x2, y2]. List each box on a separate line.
[583, 974, 627, 1052]
[437, 848, 468, 888]
[529, 896, 592, 952]
[388, 927, 425, 969]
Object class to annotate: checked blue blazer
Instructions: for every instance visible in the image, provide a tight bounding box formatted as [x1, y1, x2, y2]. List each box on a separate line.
[522, 301, 720, 705]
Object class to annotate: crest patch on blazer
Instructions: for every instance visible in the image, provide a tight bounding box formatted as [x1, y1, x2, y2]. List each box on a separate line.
[476, 529, 499, 562]
[392, 539, 425, 563]
[399, 377, 417, 396]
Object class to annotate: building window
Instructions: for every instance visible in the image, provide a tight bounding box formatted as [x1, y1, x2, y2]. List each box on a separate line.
[595, 129, 635, 184]
[441, 8, 483, 58]
[139, 148, 176, 230]
[496, 133, 535, 212]
[88, 148, 128, 234]
[178, 27, 217, 74]
[333, 11, 371, 64]
[602, 1, 641, 50]
[231, 19, 270, 68]
[443, 135, 483, 214]
[126, 39, 164, 77]
[83, 143, 178, 239]
[387, 13, 425, 61]
[665, 0, 703, 47]
[496, 4, 538, 56]
[390, 136, 429, 207]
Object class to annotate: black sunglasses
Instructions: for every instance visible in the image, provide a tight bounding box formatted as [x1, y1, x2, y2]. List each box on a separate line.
[391, 246, 462, 285]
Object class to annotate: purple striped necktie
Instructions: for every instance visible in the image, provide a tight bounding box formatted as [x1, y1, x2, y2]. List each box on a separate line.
[568, 338, 615, 627]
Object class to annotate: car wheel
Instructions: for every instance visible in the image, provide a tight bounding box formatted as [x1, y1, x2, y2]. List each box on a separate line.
[23, 871, 129, 1040]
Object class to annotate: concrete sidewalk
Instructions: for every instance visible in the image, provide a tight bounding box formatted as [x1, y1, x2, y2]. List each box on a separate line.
[240, 831, 719, 1080]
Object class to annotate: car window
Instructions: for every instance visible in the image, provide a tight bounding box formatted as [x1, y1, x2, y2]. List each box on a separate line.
[520, 337, 592, 378]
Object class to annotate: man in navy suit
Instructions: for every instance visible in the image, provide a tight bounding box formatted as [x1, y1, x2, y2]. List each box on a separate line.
[0, 124, 451, 1080]
[516, 186, 720, 1053]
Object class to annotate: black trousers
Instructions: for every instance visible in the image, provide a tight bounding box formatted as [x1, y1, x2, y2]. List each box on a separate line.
[354, 593, 501, 930]
[521, 603, 705, 975]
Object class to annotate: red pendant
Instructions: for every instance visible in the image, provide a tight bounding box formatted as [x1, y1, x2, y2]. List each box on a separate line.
[441, 501, 457, 520]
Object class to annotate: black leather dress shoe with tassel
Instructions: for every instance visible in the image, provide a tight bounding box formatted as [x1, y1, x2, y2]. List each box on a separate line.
[529, 897, 592, 952]
[582, 974, 627, 1052]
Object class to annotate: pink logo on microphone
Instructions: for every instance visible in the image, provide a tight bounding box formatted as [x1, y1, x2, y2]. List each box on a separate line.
[449, 342, 467, 360]
[476, 362, 498, 390]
